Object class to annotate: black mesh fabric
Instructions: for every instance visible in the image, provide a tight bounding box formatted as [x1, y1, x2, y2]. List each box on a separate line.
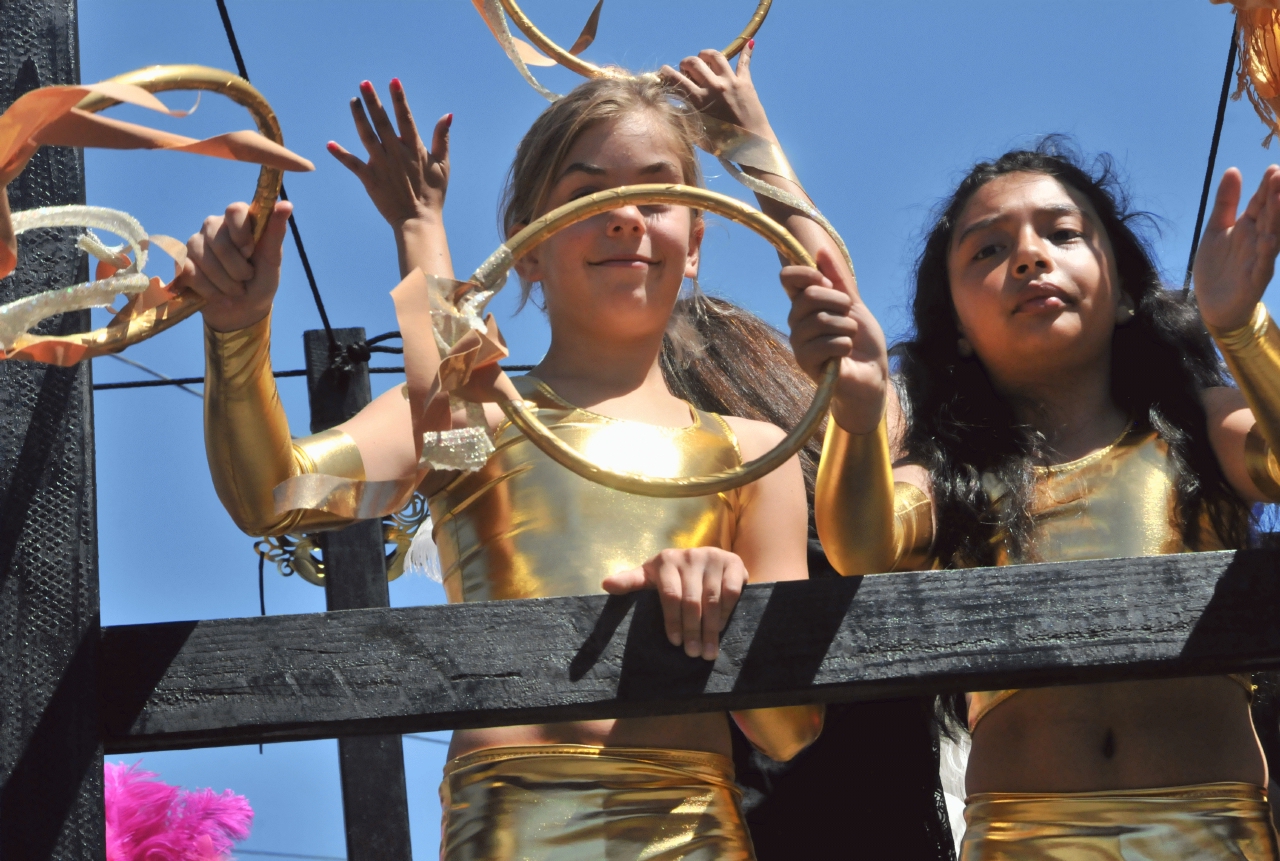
[0, 3, 103, 858]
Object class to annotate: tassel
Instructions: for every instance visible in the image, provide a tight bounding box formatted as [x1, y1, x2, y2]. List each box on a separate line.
[1219, 0, 1280, 145]
[405, 517, 443, 583]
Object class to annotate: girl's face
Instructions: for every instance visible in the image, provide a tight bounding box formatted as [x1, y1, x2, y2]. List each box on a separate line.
[515, 111, 702, 344]
[947, 171, 1124, 388]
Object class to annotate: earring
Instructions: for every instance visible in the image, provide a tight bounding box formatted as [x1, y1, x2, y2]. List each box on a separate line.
[957, 337, 974, 357]
[1116, 297, 1136, 324]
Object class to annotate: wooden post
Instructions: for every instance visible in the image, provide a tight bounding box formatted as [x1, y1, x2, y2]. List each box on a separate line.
[0, 2, 104, 859]
[303, 328, 413, 861]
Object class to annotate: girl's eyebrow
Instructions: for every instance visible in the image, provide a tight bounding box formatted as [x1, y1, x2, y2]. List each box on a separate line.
[955, 203, 1085, 247]
[555, 160, 680, 184]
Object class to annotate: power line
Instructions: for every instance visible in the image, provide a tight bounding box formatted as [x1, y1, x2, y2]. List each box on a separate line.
[235, 850, 346, 861]
[1182, 21, 1233, 290]
[213, 0, 336, 345]
[105, 353, 203, 398]
[405, 733, 450, 746]
[92, 365, 536, 393]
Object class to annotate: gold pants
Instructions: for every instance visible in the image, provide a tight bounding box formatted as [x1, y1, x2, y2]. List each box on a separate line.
[961, 782, 1279, 860]
[439, 745, 755, 861]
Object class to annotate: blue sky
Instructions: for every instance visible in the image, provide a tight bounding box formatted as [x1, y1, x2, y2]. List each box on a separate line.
[76, 1, 1280, 858]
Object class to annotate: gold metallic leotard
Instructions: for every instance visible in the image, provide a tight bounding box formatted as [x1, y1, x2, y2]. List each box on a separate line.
[965, 426, 1251, 730]
[429, 376, 743, 603]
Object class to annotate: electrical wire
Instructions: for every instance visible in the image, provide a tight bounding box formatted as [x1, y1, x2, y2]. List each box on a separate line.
[214, 0, 336, 345]
[1185, 22, 1240, 290]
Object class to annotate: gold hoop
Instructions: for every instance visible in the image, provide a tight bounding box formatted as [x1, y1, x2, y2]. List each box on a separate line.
[468, 183, 838, 498]
[31, 65, 283, 354]
[498, 0, 771, 79]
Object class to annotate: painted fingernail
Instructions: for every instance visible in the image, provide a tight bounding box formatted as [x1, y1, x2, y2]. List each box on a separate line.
[446, 113, 454, 125]
[326, 141, 339, 150]
[360, 80, 373, 92]
[748, 38, 755, 49]
[390, 77, 402, 90]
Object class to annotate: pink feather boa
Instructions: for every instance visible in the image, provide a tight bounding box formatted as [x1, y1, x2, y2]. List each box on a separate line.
[104, 762, 253, 861]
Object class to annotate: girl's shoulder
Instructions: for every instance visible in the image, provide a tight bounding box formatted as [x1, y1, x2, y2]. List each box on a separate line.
[718, 415, 786, 461]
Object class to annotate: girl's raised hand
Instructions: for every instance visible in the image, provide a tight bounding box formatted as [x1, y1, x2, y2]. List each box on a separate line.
[1195, 165, 1280, 332]
[660, 42, 772, 139]
[786, 247, 888, 435]
[328, 79, 451, 229]
[602, 547, 748, 661]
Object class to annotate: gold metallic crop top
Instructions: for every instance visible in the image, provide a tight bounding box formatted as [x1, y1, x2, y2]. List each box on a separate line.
[428, 376, 744, 603]
[967, 427, 1249, 730]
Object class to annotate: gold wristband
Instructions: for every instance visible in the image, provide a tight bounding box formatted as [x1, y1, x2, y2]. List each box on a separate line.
[204, 316, 365, 535]
[814, 413, 934, 575]
[1208, 303, 1280, 502]
[730, 704, 825, 763]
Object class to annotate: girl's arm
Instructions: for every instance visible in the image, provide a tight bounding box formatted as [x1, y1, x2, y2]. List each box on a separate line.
[1195, 166, 1280, 502]
[666, 48, 887, 435]
[720, 419, 826, 762]
[604, 422, 824, 761]
[189, 84, 460, 536]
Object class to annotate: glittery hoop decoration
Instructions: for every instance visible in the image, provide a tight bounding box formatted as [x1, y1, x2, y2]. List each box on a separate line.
[0, 206, 152, 349]
[467, 182, 838, 498]
[5, 65, 284, 359]
[499, 0, 770, 80]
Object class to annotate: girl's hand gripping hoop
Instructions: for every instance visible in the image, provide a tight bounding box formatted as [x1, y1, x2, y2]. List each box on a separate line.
[6, 65, 285, 359]
[465, 182, 838, 498]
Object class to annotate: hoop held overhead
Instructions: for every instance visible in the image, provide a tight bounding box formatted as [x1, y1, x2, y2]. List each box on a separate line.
[497, 0, 771, 80]
[466, 182, 837, 498]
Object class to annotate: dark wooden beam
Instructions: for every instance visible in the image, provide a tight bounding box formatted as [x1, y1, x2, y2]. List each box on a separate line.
[303, 328, 412, 861]
[0, 2, 105, 859]
[101, 547, 1280, 753]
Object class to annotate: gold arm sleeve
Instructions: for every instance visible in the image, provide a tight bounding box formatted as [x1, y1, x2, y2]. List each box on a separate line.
[1208, 302, 1280, 502]
[815, 415, 935, 576]
[204, 315, 366, 536]
[730, 704, 825, 762]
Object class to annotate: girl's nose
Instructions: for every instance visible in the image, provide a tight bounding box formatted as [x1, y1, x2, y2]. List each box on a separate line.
[1012, 228, 1052, 276]
[607, 205, 645, 234]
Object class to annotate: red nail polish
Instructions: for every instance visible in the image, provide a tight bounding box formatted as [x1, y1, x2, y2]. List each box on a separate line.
[445, 113, 454, 124]
[748, 38, 755, 49]
[326, 141, 339, 150]
[360, 80, 373, 91]
[391, 77, 402, 89]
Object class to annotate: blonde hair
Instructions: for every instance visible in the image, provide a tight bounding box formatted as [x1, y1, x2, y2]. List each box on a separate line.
[499, 74, 705, 307]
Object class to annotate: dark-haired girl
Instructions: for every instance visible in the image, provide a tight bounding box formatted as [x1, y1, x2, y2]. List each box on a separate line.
[788, 140, 1280, 858]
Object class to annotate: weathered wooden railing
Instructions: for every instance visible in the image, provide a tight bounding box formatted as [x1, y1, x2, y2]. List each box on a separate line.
[98, 549, 1280, 753]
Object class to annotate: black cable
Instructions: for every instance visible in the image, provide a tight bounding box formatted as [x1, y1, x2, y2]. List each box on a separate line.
[256, 545, 266, 754]
[92, 365, 536, 392]
[258, 550, 267, 616]
[213, 0, 336, 345]
[1185, 23, 1240, 290]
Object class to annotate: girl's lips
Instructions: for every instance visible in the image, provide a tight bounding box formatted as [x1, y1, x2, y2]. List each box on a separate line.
[591, 258, 655, 268]
[1016, 295, 1068, 313]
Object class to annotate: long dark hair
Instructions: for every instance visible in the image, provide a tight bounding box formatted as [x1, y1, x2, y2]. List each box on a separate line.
[895, 137, 1251, 569]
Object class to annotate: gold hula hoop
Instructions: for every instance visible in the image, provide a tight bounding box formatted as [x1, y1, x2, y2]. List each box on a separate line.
[498, 0, 771, 79]
[467, 183, 837, 498]
[42, 65, 282, 353]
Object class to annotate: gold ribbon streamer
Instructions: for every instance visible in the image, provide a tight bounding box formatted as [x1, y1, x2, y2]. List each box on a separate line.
[272, 269, 510, 520]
